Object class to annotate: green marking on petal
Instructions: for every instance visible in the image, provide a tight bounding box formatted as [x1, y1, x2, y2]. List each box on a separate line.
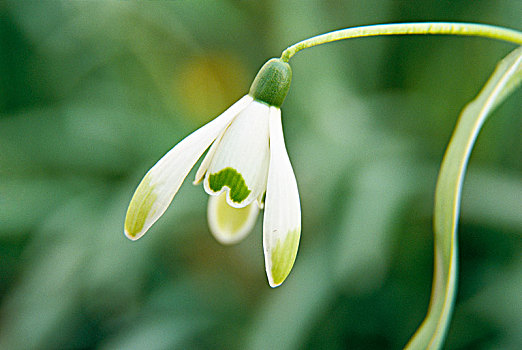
[270, 228, 301, 286]
[208, 167, 251, 203]
[124, 174, 157, 238]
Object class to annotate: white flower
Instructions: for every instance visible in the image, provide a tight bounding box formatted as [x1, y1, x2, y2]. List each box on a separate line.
[124, 59, 301, 287]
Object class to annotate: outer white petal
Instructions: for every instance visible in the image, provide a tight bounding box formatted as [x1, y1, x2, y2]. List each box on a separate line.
[207, 192, 259, 245]
[263, 107, 301, 287]
[124, 95, 253, 240]
[203, 100, 270, 208]
[193, 125, 227, 185]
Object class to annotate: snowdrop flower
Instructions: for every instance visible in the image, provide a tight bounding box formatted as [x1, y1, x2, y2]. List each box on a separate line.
[124, 58, 300, 287]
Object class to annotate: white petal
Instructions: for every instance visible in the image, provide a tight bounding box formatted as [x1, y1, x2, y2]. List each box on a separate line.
[193, 125, 227, 185]
[207, 191, 259, 245]
[124, 95, 253, 240]
[203, 100, 270, 208]
[263, 107, 301, 287]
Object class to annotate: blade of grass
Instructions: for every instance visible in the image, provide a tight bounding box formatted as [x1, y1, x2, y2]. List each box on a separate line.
[405, 46, 522, 350]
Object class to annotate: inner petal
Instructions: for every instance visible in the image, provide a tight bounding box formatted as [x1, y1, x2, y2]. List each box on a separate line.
[203, 101, 270, 208]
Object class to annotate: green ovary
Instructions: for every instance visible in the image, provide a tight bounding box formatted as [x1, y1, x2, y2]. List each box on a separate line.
[208, 167, 251, 203]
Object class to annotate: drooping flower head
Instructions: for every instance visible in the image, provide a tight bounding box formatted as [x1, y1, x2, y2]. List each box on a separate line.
[124, 58, 300, 287]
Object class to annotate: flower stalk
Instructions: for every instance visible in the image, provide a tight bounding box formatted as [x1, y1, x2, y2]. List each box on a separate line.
[281, 22, 522, 62]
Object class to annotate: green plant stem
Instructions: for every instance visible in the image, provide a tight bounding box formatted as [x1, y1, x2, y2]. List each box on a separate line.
[405, 46, 522, 350]
[281, 22, 522, 62]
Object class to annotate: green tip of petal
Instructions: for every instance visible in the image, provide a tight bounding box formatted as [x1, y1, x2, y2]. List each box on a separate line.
[208, 167, 251, 204]
[269, 228, 301, 287]
[249, 58, 292, 108]
[124, 174, 157, 240]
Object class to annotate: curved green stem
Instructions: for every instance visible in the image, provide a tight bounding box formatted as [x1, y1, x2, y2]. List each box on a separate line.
[405, 46, 522, 350]
[281, 22, 522, 62]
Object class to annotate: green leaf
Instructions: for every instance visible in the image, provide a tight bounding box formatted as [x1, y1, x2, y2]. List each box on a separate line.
[405, 46, 522, 349]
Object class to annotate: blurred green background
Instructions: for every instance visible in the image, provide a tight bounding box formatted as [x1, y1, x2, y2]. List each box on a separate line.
[1, 1, 521, 349]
